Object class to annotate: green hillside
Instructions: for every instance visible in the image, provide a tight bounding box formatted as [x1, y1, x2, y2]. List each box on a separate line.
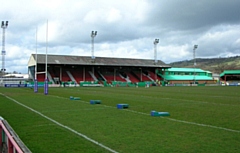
[169, 56, 240, 74]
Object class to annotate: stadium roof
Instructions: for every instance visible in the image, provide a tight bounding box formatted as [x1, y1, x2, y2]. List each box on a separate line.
[3, 73, 29, 79]
[28, 54, 171, 68]
[161, 75, 213, 81]
[165, 68, 211, 73]
[220, 70, 240, 77]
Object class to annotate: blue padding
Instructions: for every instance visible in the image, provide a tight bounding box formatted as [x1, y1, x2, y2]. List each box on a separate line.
[117, 104, 129, 109]
[90, 100, 102, 104]
[74, 97, 80, 100]
[151, 111, 170, 116]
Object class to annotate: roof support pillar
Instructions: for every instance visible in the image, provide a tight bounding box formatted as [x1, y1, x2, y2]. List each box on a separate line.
[155, 68, 157, 80]
[60, 67, 62, 82]
[140, 68, 142, 82]
[92, 67, 94, 81]
[114, 68, 116, 81]
[83, 67, 85, 81]
[224, 75, 226, 85]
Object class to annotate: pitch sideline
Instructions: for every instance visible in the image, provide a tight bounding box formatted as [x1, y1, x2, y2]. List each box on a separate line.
[1, 93, 118, 153]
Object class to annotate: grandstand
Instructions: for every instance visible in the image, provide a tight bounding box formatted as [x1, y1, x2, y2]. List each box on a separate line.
[158, 68, 214, 85]
[0, 73, 30, 87]
[27, 54, 170, 86]
[220, 70, 240, 85]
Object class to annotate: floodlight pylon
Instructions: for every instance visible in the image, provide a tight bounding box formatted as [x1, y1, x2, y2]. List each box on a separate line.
[153, 39, 159, 64]
[1, 21, 8, 74]
[193, 45, 198, 84]
[91, 31, 97, 61]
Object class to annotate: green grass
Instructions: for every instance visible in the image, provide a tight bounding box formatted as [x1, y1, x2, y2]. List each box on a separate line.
[0, 86, 240, 153]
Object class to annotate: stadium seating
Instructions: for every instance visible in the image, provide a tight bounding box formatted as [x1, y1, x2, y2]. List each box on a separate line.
[102, 72, 114, 83]
[36, 67, 161, 84]
[70, 69, 83, 83]
[62, 70, 71, 82]
[37, 73, 45, 82]
[125, 72, 139, 83]
[101, 71, 126, 82]
[85, 71, 94, 81]
[64, 68, 96, 82]
[116, 73, 126, 82]
[132, 71, 151, 82]
[148, 71, 161, 81]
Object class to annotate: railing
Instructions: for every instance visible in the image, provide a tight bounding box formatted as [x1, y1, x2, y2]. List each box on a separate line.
[0, 117, 31, 153]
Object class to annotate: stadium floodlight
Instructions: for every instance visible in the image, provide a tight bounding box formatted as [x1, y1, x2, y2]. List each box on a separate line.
[193, 44, 198, 84]
[153, 39, 159, 64]
[1, 21, 8, 74]
[91, 31, 97, 61]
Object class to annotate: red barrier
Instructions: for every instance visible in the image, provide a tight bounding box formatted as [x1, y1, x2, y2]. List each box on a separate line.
[0, 118, 31, 153]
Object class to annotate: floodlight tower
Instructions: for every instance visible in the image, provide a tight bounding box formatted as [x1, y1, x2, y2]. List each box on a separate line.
[91, 31, 97, 62]
[1, 21, 8, 74]
[193, 44, 198, 84]
[153, 39, 159, 64]
[153, 39, 159, 81]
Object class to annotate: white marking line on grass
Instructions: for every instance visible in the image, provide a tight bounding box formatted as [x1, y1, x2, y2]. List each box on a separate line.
[165, 118, 240, 133]
[42, 107, 107, 113]
[2, 94, 118, 153]
[123, 109, 240, 133]
[49, 95, 240, 133]
[138, 94, 240, 107]
[32, 124, 56, 127]
[175, 99, 240, 107]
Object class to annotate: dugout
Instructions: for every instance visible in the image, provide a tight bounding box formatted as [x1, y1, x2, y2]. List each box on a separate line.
[220, 70, 240, 85]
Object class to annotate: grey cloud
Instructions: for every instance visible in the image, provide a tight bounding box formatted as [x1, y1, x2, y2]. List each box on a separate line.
[1, 0, 240, 73]
[147, 0, 240, 31]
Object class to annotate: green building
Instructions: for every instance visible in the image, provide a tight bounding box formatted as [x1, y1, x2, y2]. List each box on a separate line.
[158, 68, 214, 85]
[220, 70, 240, 85]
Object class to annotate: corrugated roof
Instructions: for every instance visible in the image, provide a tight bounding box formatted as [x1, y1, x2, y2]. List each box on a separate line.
[220, 70, 240, 77]
[165, 67, 207, 73]
[162, 75, 213, 81]
[29, 54, 171, 68]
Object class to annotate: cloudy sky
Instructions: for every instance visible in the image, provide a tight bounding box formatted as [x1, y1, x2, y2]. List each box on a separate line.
[1, 0, 240, 73]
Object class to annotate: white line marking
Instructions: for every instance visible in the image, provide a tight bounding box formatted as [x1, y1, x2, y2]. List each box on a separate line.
[41, 107, 108, 113]
[45, 95, 240, 133]
[165, 118, 240, 133]
[138, 95, 240, 107]
[122, 109, 240, 133]
[1, 93, 118, 153]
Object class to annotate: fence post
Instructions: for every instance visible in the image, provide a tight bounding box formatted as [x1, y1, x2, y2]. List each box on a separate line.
[8, 138, 13, 153]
